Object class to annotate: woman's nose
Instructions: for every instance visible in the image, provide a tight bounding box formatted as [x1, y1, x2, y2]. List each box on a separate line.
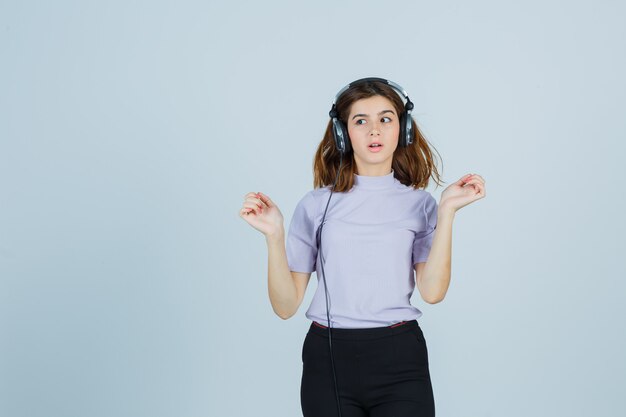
[369, 123, 381, 135]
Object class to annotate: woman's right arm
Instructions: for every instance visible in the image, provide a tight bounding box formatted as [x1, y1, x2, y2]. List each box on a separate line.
[266, 230, 310, 319]
[240, 192, 310, 319]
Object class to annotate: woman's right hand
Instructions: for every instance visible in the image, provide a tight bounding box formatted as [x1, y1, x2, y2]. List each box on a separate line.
[239, 191, 284, 237]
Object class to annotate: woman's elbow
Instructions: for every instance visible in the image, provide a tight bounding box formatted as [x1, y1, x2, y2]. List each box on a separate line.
[274, 307, 297, 320]
[422, 293, 445, 304]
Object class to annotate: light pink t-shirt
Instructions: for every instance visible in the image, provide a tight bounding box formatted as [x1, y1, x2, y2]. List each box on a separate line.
[286, 169, 438, 329]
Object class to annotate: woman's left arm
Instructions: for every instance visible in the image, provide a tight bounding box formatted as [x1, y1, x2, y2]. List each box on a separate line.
[416, 173, 486, 304]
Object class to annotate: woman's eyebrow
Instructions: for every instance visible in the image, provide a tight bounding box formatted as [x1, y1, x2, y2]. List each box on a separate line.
[351, 109, 396, 120]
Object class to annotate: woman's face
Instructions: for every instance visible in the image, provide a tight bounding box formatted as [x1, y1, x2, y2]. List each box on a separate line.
[346, 95, 400, 173]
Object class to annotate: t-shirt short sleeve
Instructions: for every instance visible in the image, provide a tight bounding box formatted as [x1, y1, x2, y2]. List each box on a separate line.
[286, 192, 318, 273]
[412, 193, 438, 265]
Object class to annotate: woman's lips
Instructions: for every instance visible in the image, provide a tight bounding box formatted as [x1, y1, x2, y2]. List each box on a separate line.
[368, 145, 383, 153]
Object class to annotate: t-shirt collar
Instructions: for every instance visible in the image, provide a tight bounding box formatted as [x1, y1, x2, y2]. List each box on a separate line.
[353, 169, 396, 189]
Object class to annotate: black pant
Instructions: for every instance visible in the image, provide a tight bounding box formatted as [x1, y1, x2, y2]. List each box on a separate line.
[300, 320, 435, 417]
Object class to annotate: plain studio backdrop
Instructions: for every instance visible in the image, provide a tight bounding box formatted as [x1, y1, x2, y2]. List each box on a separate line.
[1, 1, 624, 416]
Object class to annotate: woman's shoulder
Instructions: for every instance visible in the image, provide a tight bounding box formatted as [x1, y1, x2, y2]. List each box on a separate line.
[297, 186, 332, 208]
[414, 187, 435, 200]
[296, 186, 327, 201]
[292, 185, 342, 219]
[293, 187, 328, 210]
[412, 188, 436, 208]
[396, 181, 434, 200]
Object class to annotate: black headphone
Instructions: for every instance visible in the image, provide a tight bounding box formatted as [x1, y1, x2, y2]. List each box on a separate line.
[328, 77, 415, 155]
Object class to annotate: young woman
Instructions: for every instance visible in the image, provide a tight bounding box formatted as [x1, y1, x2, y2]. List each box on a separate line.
[239, 78, 486, 417]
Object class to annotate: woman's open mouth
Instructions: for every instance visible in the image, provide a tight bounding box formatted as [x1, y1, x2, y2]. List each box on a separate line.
[368, 143, 383, 153]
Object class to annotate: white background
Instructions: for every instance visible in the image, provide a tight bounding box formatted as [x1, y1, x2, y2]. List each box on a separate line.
[1, 1, 624, 416]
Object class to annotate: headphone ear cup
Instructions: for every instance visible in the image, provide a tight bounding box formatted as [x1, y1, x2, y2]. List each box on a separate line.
[399, 112, 408, 147]
[341, 122, 351, 154]
[332, 118, 351, 154]
[404, 113, 414, 146]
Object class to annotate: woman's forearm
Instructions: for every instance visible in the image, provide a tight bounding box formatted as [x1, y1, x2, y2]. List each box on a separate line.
[266, 228, 298, 319]
[420, 207, 455, 303]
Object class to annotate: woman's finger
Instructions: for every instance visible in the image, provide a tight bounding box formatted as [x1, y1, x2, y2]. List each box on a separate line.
[457, 174, 473, 185]
[478, 183, 486, 197]
[240, 207, 255, 216]
[244, 196, 265, 209]
[244, 197, 263, 207]
[466, 178, 486, 187]
[242, 201, 262, 213]
[258, 192, 274, 208]
[468, 174, 485, 184]
[470, 182, 485, 197]
[462, 174, 485, 185]
[244, 192, 261, 200]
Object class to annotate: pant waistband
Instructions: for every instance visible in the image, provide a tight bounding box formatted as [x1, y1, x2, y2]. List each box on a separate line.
[308, 319, 420, 340]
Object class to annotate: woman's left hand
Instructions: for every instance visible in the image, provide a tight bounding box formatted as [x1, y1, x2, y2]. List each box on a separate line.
[439, 173, 486, 213]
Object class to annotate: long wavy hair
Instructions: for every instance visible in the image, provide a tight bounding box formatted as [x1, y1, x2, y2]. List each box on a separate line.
[313, 80, 444, 192]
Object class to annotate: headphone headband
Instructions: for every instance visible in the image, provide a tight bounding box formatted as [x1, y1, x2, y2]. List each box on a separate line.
[331, 77, 411, 107]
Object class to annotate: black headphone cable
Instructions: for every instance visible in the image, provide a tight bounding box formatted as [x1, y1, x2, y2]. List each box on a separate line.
[315, 151, 344, 417]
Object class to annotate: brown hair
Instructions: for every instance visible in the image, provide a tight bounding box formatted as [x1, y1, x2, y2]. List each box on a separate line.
[312, 80, 444, 192]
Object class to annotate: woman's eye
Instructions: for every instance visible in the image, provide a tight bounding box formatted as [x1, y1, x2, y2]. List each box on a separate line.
[381, 117, 392, 123]
[355, 119, 366, 125]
